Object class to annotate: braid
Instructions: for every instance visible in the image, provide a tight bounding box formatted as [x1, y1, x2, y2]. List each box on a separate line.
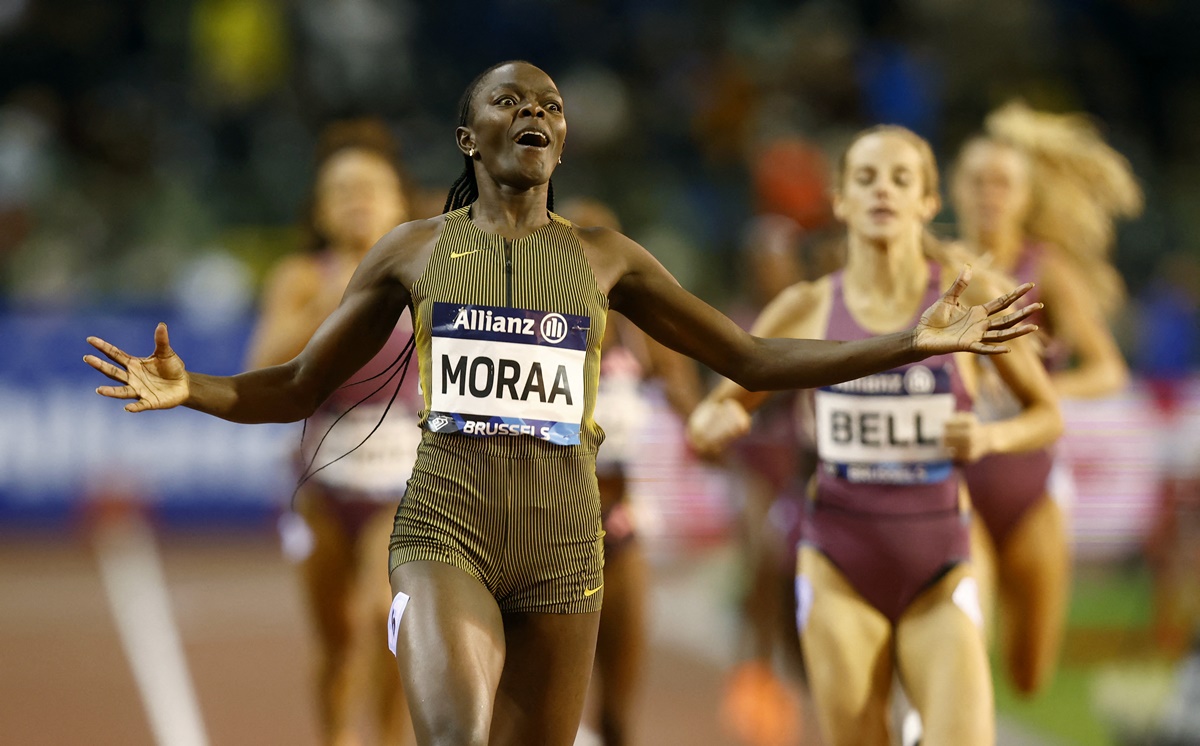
[443, 163, 476, 213]
[443, 60, 557, 214]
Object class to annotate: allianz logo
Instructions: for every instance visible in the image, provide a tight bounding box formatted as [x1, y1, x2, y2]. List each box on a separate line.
[451, 308, 570, 344]
[827, 365, 937, 395]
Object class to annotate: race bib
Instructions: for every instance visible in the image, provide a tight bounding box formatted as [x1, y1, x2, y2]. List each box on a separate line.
[426, 303, 589, 446]
[814, 365, 955, 484]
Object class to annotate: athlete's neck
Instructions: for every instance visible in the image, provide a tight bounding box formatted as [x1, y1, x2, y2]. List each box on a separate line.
[845, 227, 929, 302]
[972, 224, 1024, 273]
[470, 178, 551, 240]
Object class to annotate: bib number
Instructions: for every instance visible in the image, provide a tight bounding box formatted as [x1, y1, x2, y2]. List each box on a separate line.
[427, 303, 589, 446]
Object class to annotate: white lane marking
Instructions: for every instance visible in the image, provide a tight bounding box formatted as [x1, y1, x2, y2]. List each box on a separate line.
[94, 513, 209, 746]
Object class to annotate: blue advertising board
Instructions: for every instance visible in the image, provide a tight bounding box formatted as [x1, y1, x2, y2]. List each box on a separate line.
[0, 309, 299, 526]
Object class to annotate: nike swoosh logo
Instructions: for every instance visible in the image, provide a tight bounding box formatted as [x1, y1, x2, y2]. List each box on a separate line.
[583, 584, 603, 597]
[449, 249, 481, 259]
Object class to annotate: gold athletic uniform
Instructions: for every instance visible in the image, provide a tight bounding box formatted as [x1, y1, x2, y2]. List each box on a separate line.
[388, 207, 608, 614]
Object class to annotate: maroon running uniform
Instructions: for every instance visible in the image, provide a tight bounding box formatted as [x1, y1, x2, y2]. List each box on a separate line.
[964, 242, 1057, 548]
[804, 264, 973, 623]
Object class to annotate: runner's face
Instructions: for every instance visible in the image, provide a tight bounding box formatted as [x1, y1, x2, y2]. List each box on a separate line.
[952, 140, 1031, 242]
[460, 62, 566, 190]
[315, 149, 407, 250]
[835, 133, 937, 244]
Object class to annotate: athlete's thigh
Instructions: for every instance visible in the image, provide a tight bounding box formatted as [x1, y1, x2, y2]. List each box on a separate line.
[355, 506, 408, 720]
[968, 513, 999, 642]
[797, 546, 893, 746]
[355, 504, 401, 622]
[595, 542, 648, 707]
[489, 609, 602, 746]
[895, 563, 994, 746]
[998, 495, 1070, 695]
[389, 560, 505, 746]
[297, 489, 356, 644]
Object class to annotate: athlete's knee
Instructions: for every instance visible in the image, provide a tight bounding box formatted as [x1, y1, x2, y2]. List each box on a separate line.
[421, 714, 491, 746]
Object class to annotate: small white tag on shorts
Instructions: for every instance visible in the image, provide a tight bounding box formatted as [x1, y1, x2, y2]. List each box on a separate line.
[387, 591, 410, 657]
[951, 576, 983, 629]
[795, 575, 814, 634]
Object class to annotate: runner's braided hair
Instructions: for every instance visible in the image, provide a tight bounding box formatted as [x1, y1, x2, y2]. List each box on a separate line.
[444, 60, 556, 213]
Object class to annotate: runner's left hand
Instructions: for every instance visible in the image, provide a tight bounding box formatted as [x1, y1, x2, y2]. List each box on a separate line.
[914, 266, 1039, 355]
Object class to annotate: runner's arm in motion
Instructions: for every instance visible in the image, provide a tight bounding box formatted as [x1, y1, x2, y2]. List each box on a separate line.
[604, 231, 1039, 392]
[84, 221, 430, 424]
[945, 274, 1064, 461]
[684, 280, 828, 457]
[1038, 251, 1129, 398]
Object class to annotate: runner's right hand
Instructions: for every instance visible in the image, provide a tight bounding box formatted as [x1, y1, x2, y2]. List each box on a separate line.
[687, 398, 752, 458]
[84, 322, 190, 412]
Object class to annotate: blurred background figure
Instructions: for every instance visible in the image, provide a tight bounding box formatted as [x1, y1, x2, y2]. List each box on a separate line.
[951, 101, 1142, 698]
[557, 196, 704, 746]
[689, 125, 1062, 746]
[245, 118, 418, 746]
[714, 214, 812, 746]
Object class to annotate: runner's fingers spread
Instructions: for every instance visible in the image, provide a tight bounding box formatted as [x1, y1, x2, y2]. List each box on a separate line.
[983, 282, 1033, 315]
[969, 341, 1009, 355]
[988, 302, 1041, 330]
[96, 384, 139, 400]
[983, 324, 1038, 343]
[944, 266, 973, 303]
[86, 336, 132, 365]
[84, 356, 130, 383]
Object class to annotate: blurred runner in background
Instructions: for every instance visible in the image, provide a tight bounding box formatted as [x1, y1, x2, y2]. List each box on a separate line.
[689, 125, 1062, 745]
[952, 101, 1142, 695]
[245, 118, 419, 746]
[558, 196, 703, 746]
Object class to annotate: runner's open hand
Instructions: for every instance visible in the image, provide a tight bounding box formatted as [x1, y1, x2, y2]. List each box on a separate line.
[914, 266, 1040, 355]
[84, 322, 189, 412]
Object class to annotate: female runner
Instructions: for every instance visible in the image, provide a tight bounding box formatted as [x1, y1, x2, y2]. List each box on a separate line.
[952, 102, 1142, 694]
[687, 125, 1063, 745]
[85, 61, 1038, 746]
[245, 119, 419, 745]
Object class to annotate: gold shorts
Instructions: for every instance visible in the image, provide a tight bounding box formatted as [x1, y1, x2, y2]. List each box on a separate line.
[389, 433, 605, 614]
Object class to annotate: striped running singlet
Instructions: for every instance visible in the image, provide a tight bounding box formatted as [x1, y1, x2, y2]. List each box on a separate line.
[389, 207, 610, 614]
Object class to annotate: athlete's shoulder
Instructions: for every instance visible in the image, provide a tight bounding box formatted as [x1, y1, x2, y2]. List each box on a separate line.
[266, 251, 323, 284]
[378, 215, 446, 251]
[752, 276, 832, 339]
[355, 216, 448, 289]
[1033, 245, 1073, 282]
[774, 275, 832, 313]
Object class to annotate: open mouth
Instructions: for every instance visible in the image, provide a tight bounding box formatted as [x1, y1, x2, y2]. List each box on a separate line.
[869, 206, 896, 220]
[514, 130, 550, 148]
